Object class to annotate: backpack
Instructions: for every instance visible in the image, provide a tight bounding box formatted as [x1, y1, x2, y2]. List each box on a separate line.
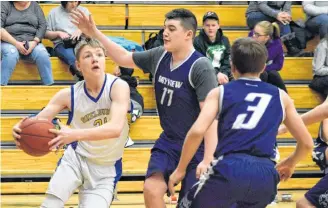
[107, 36, 144, 52]
[143, 29, 164, 50]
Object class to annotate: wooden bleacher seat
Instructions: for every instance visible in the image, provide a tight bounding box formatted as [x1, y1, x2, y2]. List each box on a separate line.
[11, 57, 313, 82]
[0, 116, 320, 142]
[127, 5, 305, 28]
[1, 85, 323, 110]
[0, 147, 319, 178]
[40, 4, 126, 27]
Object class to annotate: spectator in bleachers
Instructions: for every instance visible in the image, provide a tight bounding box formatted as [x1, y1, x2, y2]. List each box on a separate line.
[45, 1, 90, 81]
[246, 1, 303, 57]
[309, 35, 328, 97]
[303, 1, 328, 40]
[250, 21, 288, 92]
[194, 11, 232, 85]
[1, 1, 53, 86]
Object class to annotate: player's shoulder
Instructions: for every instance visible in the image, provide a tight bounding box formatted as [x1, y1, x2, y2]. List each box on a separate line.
[106, 74, 129, 93]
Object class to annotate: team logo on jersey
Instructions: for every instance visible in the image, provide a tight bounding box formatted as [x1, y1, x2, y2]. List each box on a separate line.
[319, 191, 328, 207]
[158, 75, 183, 89]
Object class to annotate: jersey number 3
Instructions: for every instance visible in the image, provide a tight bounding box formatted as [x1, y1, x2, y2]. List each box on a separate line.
[232, 93, 272, 130]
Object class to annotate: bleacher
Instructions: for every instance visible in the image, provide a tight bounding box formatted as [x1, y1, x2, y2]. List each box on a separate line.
[1, 2, 324, 208]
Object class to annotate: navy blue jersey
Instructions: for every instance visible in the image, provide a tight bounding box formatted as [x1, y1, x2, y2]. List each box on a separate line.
[216, 78, 284, 160]
[154, 50, 204, 148]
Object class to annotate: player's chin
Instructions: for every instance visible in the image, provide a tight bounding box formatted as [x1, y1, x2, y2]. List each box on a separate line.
[163, 42, 173, 52]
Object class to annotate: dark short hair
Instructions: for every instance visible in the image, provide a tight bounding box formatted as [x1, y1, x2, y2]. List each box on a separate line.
[165, 8, 197, 38]
[231, 38, 268, 74]
[61, 1, 81, 9]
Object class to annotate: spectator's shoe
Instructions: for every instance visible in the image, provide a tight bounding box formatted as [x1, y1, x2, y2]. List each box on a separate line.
[69, 65, 84, 81]
[125, 137, 134, 148]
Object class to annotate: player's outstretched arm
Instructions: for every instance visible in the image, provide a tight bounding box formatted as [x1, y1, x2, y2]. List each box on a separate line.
[197, 101, 218, 178]
[276, 90, 314, 181]
[278, 97, 328, 135]
[70, 10, 137, 69]
[168, 88, 220, 196]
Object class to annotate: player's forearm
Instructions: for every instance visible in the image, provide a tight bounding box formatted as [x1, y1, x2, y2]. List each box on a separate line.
[302, 103, 328, 126]
[203, 120, 218, 162]
[177, 130, 204, 172]
[94, 30, 135, 68]
[76, 122, 123, 141]
[288, 142, 313, 166]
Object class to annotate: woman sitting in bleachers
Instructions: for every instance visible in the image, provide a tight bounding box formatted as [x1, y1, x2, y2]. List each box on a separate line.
[1, 1, 53, 86]
[250, 21, 288, 93]
[246, 1, 303, 57]
[309, 35, 328, 97]
[45, 1, 90, 81]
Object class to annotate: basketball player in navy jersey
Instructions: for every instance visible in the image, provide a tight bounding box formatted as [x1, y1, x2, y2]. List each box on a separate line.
[168, 38, 314, 208]
[279, 102, 328, 208]
[70, 8, 219, 207]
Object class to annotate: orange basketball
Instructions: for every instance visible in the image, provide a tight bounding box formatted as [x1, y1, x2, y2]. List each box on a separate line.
[19, 118, 56, 157]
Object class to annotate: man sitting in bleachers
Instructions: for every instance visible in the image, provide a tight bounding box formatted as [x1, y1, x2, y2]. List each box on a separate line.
[193, 11, 232, 85]
[45, 1, 90, 81]
[1, 1, 54, 86]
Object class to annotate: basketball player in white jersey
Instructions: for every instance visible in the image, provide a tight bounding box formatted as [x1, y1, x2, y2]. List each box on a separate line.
[12, 39, 130, 208]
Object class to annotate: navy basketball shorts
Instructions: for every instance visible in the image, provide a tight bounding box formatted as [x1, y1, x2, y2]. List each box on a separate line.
[305, 174, 328, 208]
[177, 153, 280, 208]
[146, 147, 202, 202]
[313, 137, 328, 172]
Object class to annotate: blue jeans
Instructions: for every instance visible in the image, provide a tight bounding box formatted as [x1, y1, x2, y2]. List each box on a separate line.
[306, 14, 328, 39]
[246, 12, 292, 36]
[54, 43, 76, 67]
[1, 42, 54, 85]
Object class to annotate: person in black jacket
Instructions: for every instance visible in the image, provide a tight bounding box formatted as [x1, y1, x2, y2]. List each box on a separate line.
[194, 11, 232, 85]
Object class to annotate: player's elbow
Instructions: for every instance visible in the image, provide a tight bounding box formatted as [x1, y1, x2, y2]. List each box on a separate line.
[108, 122, 126, 139]
[300, 136, 314, 152]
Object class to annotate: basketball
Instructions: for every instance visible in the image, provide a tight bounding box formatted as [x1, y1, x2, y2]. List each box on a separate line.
[19, 118, 56, 157]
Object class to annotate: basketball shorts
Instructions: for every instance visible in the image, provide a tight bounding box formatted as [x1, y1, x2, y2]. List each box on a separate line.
[46, 145, 122, 207]
[146, 146, 202, 203]
[177, 153, 280, 208]
[313, 137, 328, 173]
[305, 174, 328, 208]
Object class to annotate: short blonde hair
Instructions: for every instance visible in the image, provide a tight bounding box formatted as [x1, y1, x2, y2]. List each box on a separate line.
[74, 38, 106, 60]
[256, 21, 280, 39]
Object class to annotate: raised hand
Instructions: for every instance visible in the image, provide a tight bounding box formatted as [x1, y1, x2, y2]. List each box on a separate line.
[70, 9, 98, 38]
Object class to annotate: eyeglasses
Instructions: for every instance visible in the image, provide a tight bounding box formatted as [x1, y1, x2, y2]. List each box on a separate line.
[253, 32, 267, 38]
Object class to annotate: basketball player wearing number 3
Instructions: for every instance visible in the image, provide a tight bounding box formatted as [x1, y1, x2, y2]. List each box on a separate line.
[168, 38, 314, 208]
[12, 39, 130, 208]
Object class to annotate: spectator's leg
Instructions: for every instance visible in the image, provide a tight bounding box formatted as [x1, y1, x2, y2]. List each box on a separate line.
[54, 43, 76, 68]
[28, 44, 54, 85]
[306, 14, 328, 39]
[1, 42, 20, 85]
[277, 22, 292, 37]
[246, 12, 275, 30]
[54, 43, 83, 80]
[267, 70, 288, 93]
